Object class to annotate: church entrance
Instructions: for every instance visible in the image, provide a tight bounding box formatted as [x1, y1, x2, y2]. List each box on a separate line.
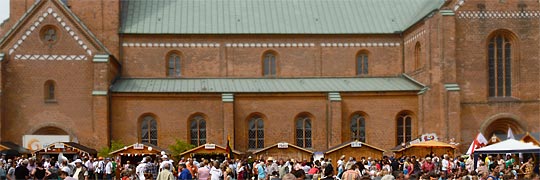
[481, 118, 525, 140]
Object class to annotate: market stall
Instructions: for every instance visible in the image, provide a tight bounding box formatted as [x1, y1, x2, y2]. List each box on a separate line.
[179, 144, 242, 160]
[252, 142, 313, 161]
[473, 139, 540, 170]
[324, 141, 385, 167]
[109, 143, 167, 165]
[0, 141, 31, 158]
[33, 142, 97, 160]
[394, 140, 456, 157]
[520, 132, 540, 146]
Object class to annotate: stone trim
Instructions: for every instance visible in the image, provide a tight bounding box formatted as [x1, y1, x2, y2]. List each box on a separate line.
[0, 53, 4, 62]
[458, 11, 540, 19]
[92, 54, 109, 63]
[222, 93, 234, 102]
[14, 54, 87, 61]
[444, 83, 461, 91]
[92, 90, 108, 96]
[226, 43, 315, 48]
[453, 0, 466, 11]
[9, 7, 94, 56]
[405, 29, 426, 45]
[321, 42, 399, 47]
[440, 10, 455, 16]
[122, 42, 221, 48]
[328, 92, 341, 101]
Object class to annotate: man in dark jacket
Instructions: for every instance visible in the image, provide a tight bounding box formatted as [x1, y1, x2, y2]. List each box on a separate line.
[15, 160, 29, 180]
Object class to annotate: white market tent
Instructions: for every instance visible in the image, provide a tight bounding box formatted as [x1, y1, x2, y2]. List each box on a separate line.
[474, 139, 540, 154]
[473, 139, 540, 169]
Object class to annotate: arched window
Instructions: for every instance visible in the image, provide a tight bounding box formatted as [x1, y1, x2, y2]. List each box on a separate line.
[44, 80, 56, 101]
[248, 115, 264, 149]
[356, 52, 369, 75]
[295, 115, 312, 148]
[167, 52, 181, 77]
[488, 33, 513, 97]
[141, 115, 158, 145]
[350, 113, 366, 142]
[415, 42, 422, 69]
[396, 113, 413, 146]
[190, 115, 206, 146]
[263, 52, 277, 77]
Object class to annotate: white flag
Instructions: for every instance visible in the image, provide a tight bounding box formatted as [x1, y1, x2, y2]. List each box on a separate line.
[507, 127, 515, 140]
[466, 133, 488, 155]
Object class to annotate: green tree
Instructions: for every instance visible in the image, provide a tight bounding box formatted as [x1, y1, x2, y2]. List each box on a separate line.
[97, 140, 126, 158]
[169, 139, 195, 161]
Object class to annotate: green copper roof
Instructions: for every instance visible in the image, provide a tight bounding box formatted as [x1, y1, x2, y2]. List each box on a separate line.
[120, 0, 445, 34]
[111, 76, 424, 93]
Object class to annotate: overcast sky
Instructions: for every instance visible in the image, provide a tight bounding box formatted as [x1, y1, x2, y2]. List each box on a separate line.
[1, 1, 9, 22]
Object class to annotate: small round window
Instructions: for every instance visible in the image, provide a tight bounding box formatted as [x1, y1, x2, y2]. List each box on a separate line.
[40, 26, 58, 43]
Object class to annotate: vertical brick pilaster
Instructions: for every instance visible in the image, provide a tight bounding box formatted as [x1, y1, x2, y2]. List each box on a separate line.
[222, 93, 234, 148]
[328, 92, 342, 148]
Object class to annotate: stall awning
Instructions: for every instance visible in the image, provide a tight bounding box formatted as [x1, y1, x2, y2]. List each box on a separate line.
[474, 139, 540, 154]
[0, 141, 31, 155]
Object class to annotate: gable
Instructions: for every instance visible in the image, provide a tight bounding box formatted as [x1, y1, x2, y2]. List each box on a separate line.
[0, 0, 110, 58]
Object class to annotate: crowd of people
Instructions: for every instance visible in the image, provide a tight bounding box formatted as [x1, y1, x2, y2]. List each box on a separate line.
[0, 152, 538, 180]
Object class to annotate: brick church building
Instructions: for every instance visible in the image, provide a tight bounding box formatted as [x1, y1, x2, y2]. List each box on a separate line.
[0, 0, 539, 154]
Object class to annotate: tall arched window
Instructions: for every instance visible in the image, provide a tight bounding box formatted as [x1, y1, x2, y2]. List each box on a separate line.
[350, 113, 366, 142]
[263, 52, 277, 77]
[248, 115, 264, 149]
[396, 113, 413, 146]
[167, 52, 181, 77]
[141, 115, 158, 145]
[488, 33, 513, 97]
[295, 115, 312, 148]
[415, 42, 422, 69]
[190, 115, 206, 146]
[44, 80, 56, 102]
[356, 52, 369, 75]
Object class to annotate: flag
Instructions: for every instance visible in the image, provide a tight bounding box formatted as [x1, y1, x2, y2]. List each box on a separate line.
[225, 135, 234, 159]
[466, 132, 488, 155]
[507, 127, 515, 140]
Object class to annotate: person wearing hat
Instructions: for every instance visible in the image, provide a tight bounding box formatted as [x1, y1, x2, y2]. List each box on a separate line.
[72, 159, 88, 180]
[421, 157, 434, 173]
[104, 158, 113, 180]
[59, 166, 77, 180]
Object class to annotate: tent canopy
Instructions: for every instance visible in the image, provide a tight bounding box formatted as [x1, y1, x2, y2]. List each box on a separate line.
[474, 139, 540, 154]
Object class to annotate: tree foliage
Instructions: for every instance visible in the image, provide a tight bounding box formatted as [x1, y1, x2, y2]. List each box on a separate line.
[169, 139, 195, 161]
[97, 140, 126, 158]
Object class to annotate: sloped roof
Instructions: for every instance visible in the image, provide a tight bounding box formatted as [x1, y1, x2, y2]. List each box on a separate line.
[252, 142, 313, 154]
[111, 76, 424, 93]
[324, 141, 386, 154]
[178, 144, 243, 156]
[34, 142, 97, 155]
[120, 0, 445, 34]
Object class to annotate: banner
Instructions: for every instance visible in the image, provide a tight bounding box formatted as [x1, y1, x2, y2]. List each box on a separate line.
[23, 135, 70, 151]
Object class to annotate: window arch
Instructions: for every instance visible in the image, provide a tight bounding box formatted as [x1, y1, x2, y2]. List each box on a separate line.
[248, 114, 264, 149]
[44, 80, 56, 101]
[189, 115, 206, 146]
[356, 51, 369, 75]
[263, 51, 277, 77]
[488, 31, 514, 97]
[396, 112, 413, 146]
[350, 113, 366, 142]
[414, 42, 422, 69]
[295, 114, 312, 148]
[141, 115, 158, 145]
[167, 52, 182, 77]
